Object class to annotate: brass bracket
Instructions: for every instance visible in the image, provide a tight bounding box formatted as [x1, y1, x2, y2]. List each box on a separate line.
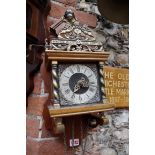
[53, 117, 65, 134]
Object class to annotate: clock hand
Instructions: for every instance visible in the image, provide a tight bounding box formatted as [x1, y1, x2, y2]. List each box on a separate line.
[73, 77, 89, 93]
[73, 84, 80, 93]
[80, 77, 89, 87]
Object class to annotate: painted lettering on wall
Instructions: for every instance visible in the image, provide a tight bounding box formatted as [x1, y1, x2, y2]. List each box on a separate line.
[104, 67, 129, 108]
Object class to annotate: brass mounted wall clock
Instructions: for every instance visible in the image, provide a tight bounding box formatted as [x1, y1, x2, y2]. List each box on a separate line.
[45, 9, 115, 134]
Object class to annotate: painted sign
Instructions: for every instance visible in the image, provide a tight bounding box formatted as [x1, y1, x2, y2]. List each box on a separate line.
[104, 67, 129, 108]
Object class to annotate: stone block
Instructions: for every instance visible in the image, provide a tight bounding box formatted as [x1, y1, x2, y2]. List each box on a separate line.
[116, 54, 129, 65]
[100, 148, 117, 155]
[113, 128, 129, 140]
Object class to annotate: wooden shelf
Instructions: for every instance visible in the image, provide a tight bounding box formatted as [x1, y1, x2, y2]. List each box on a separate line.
[45, 50, 110, 63]
[48, 103, 115, 118]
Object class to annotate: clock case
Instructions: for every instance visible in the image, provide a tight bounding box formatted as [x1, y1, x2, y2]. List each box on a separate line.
[45, 50, 115, 117]
[45, 10, 115, 136]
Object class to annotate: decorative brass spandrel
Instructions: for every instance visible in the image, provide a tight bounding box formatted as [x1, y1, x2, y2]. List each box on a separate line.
[104, 67, 129, 108]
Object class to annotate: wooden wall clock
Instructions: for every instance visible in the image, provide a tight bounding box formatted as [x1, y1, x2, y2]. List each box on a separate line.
[45, 10, 115, 135]
[46, 51, 115, 117]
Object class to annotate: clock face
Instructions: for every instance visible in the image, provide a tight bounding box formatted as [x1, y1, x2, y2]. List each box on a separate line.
[58, 63, 101, 106]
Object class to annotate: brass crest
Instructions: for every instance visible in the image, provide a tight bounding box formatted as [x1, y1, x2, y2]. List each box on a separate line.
[45, 9, 103, 52]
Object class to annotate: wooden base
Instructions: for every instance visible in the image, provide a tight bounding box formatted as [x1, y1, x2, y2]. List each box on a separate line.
[48, 103, 115, 118]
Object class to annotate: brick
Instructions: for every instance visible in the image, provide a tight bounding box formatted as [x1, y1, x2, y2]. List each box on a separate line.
[27, 95, 49, 116]
[41, 122, 53, 138]
[27, 138, 73, 155]
[46, 16, 59, 28]
[33, 64, 51, 95]
[49, 1, 97, 27]
[49, 2, 68, 19]
[33, 73, 42, 94]
[116, 54, 129, 65]
[26, 116, 41, 138]
[55, 0, 77, 7]
[40, 56, 52, 95]
[75, 11, 97, 28]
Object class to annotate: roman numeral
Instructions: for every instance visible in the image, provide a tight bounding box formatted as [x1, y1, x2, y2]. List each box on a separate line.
[86, 94, 89, 98]
[71, 93, 75, 99]
[63, 74, 70, 78]
[89, 82, 95, 85]
[77, 65, 80, 72]
[89, 82, 97, 87]
[88, 74, 92, 78]
[62, 83, 68, 86]
[70, 68, 74, 74]
[65, 89, 70, 94]
[89, 87, 95, 92]
[79, 95, 82, 101]
[84, 68, 87, 73]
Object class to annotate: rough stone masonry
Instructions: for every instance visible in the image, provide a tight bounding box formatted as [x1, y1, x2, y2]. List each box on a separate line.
[75, 110, 129, 155]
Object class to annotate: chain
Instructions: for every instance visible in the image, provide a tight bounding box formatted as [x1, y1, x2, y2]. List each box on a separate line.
[83, 121, 89, 155]
[63, 123, 68, 155]
[71, 118, 75, 154]
[80, 117, 89, 155]
[80, 118, 84, 155]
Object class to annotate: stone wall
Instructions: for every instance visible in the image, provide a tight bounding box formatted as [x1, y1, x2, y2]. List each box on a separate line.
[75, 110, 129, 155]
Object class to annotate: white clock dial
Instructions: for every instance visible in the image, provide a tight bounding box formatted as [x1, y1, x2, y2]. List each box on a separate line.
[59, 64, 98, 104]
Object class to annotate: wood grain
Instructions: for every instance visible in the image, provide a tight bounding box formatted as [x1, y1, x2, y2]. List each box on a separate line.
[48, 103, 115, 117]
[45, 50, 110, 63]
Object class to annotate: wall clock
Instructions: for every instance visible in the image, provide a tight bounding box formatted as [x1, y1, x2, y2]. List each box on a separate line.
[45, 9, 115, 135]
[45, 51, 115, 118]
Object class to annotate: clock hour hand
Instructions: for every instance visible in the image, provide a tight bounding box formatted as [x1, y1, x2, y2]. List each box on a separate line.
[73, 84, 80, 93]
